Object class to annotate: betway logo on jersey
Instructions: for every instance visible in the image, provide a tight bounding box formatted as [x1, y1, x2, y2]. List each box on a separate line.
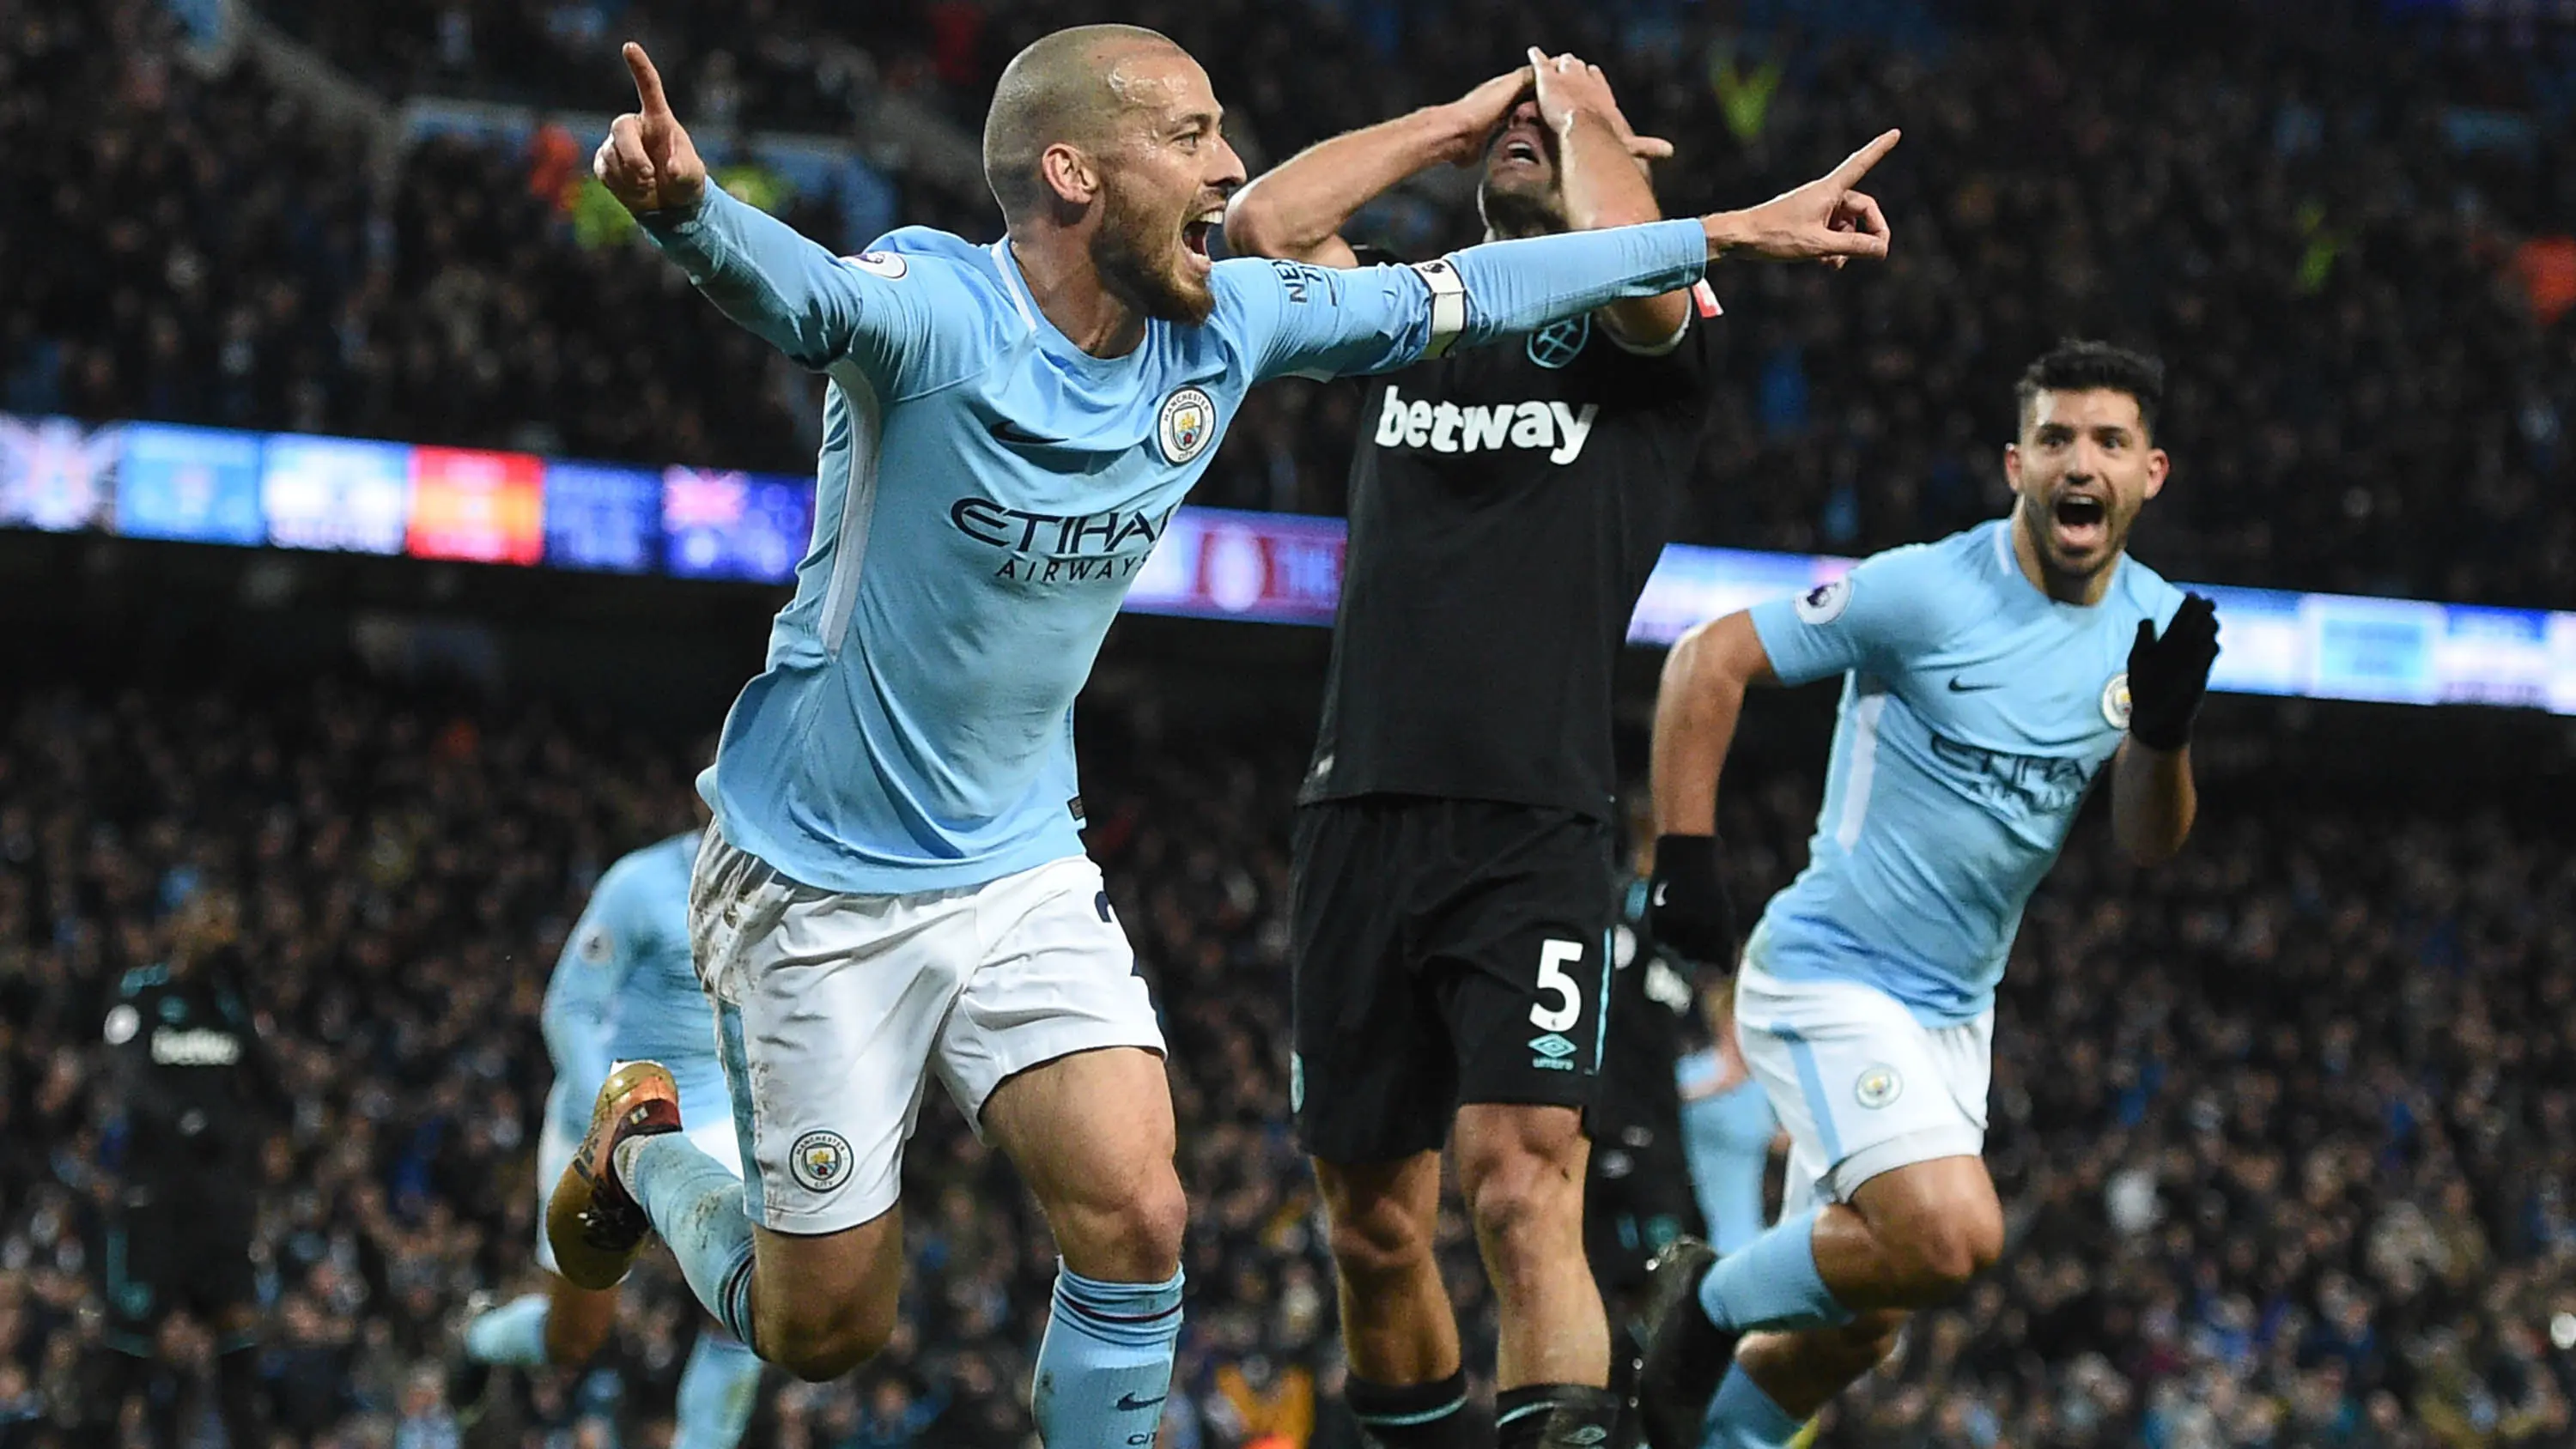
[150, 1027, 242, 1066]
[1373, 386, 1600, 464]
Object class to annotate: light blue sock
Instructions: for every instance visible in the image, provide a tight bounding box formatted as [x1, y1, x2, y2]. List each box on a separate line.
[1032, 1263, 1184, 1449]
[1696, 1208, 1851, 1333]
[1704, 1364, 1804, 1449]
[623, 1134, 759, 1348]
[464, 1294, 553, 1367]
[673, 1332, 763, 1449]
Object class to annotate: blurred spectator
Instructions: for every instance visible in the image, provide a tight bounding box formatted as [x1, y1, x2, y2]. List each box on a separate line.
[9, 0, 2576, 606]
[394, 1366, 461, 1449]
[0, 668, 2571, 1446]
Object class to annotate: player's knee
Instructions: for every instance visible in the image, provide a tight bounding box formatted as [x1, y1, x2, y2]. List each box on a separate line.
[1054, 1163, 1188, 1282]
[752, 1276, 902, 1390]
[1455, 1116, 1586, 1270]
[757, 1286, 897, 1382]
[1324, 1192, 1433, 1286]
[1886, 1207, 2002, 1300]
[1117, 1167, 1189, 1270]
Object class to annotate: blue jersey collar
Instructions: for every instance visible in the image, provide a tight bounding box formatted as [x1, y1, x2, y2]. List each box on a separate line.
[1993, 514, 2125, 610]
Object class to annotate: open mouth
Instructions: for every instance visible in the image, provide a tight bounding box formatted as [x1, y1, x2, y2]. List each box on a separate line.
[1182, 208, 1220, 270]
[2051, 493, 2109, 551]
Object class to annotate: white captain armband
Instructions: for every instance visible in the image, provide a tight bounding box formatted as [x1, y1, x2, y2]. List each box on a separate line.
[1410, 258, 1468, 360]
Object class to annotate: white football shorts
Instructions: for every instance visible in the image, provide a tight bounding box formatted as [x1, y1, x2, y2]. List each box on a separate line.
[690, 828, 1163, 1235]
[1732, 946, 1993, 1214]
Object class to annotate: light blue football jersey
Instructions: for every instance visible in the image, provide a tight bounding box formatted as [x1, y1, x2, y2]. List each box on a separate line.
[542, 831, 726, 1133]
[640, 190, 1707, 894]
[1744, 519, 2187, 1023]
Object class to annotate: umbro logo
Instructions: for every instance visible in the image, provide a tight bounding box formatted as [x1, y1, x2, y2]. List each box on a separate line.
[1529, 1032, 1577, 1070]
[1946, 676, 2002, 693]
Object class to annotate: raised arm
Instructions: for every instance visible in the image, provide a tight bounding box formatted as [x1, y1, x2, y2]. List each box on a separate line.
[2111, 594, 2219, 865]
[1235, 130, 1900, 382]
[1224, 69, 1531, 268]
[596, 43, 927, 374]
[1522, 50, 1690, 345]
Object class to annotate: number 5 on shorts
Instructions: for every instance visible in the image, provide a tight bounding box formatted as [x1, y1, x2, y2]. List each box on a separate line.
[1531, 938, 1583, 1033]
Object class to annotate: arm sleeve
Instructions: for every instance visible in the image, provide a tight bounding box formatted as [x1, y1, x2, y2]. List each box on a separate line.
[637, 190, 981, 393]
[1222, 218, 1710, 382]
[1747, 549, 1942, 688]
[541, 877, 634, 1104]
[1443, 219, 1710, 346]
[1218, 257, 1437, 382]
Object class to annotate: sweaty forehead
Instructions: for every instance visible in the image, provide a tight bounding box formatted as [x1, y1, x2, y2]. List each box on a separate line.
[1104, 46, 1216, 124]
[2026, 387, 2143, 433]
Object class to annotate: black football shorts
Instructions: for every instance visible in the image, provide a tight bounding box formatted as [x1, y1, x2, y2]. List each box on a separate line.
[1289, 796, 1617, 1162]
[104, 1182, 258, 1339]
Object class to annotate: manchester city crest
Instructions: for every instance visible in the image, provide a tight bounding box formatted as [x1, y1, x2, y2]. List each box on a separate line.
[789, 1129, 854, 1193]
[1157, 386, 1217, 464]
[2102, 672, 2133, 730]
[1855, 1064, 1905, 1109]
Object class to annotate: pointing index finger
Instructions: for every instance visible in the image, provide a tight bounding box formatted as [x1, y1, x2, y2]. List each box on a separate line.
[1829, 128, 1902, 186]
[624, 41, 671, 118]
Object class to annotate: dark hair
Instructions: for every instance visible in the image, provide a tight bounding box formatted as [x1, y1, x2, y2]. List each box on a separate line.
[2014, 340, 2166, 439]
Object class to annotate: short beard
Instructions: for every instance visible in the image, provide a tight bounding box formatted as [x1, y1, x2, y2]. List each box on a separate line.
[1478, 172, 1566, 240]
[2017, 499, 2133, 587]
[1092, 186, 1212, 325]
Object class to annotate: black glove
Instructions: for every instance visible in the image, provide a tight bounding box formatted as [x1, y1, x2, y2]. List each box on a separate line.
[1647, 834, 1740, 967]
[2126, 592, 2221, 750]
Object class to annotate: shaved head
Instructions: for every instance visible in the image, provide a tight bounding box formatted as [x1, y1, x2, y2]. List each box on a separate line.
[982, 23, 1184, 221]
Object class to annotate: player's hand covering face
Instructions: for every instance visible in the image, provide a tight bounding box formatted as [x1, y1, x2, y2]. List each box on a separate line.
[595, 43, 707, 216]
[1089, 49, 1245, 325]
[1436, 67, 1536, 167]
[1479, 53, 1674, 239]
[1522, 49, 1673, 165]
[2005, 386, 2172, 585]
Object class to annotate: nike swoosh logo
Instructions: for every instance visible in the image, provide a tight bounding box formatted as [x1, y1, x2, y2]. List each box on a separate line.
[1115, 1393, 1168, 1412]
[988, 419, 1067, 446]
[1946, 676, 2002, 693]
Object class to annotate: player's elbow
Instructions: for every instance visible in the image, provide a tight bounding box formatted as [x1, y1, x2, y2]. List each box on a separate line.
[1663, 615, 1762, 712]
[1223, 188, 1315, 262]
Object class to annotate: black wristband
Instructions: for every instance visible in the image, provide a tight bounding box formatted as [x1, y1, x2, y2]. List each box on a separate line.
[1654, 833, 1719, 882]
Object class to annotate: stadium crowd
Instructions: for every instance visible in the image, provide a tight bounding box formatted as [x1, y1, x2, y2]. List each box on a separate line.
[7, 0, 2576, 607]
[0, 673, 2570, 1449]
